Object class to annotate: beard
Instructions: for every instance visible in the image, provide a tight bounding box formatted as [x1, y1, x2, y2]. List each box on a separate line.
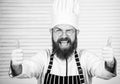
[52, 35, 77, 60]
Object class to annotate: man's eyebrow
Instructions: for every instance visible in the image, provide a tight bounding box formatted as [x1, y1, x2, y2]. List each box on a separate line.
[53, 27, 61, 30]
[66, 28, 75, 31]
[67, 28, 74, 30]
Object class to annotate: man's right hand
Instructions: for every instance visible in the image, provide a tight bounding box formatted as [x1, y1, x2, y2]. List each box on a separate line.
[11, 49, 24, 65]
[9, 49, 23, 76]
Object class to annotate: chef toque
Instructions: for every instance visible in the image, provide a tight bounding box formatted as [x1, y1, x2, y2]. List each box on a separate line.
[52, 0, 80, 29]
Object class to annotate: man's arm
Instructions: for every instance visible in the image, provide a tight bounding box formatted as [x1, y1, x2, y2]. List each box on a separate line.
[85, 50, 117, 80]
[9, 49, 47, 78]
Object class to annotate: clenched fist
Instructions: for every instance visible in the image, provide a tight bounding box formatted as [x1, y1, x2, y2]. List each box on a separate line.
[11, 40, 24, 65]
[102, 37, 114, 63]
[11, 49, 24, 65]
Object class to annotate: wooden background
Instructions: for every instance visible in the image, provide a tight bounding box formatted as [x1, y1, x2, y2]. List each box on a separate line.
[0, 0, 120, 79]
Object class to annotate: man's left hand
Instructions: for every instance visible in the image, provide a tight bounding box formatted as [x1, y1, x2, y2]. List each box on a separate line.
[102, 37, 114, 63]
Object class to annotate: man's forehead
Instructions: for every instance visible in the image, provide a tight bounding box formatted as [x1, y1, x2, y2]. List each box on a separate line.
[53, 24, 76, 30]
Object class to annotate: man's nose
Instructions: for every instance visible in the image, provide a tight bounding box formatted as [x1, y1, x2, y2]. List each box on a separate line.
[62, 31, 67, 38]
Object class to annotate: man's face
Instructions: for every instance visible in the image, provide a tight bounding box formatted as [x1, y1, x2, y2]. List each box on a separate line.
[51, 24, 78, 59]
[52, 24, 76, 50]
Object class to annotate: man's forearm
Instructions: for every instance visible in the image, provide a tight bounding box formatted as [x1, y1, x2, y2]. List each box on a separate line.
[10, 61, 22, 77]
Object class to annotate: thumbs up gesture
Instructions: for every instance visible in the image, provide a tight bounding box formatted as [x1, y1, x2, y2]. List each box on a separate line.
[11, 40, 24, 65]
[102, 37, 114, 62]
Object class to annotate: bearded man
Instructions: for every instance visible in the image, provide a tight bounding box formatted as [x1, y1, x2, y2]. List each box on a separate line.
[9, 0, 117, 84]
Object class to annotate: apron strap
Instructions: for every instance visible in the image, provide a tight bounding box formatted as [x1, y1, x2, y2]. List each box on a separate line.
[46, 53, 54, 73]
[75, 50, 83, 75]
[75, 50, 85, 83]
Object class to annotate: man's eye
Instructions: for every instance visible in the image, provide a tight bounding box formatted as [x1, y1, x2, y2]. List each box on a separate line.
[67, 29, 74, 34]
[54, 29, 62, 32]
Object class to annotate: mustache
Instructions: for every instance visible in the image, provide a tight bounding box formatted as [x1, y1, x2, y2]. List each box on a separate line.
[57, 37, 71, 43]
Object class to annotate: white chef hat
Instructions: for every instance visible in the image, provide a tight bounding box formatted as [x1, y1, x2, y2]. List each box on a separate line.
[52, 0, 80, 29]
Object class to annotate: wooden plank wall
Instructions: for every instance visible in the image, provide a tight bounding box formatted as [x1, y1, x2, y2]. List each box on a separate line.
[0, 0, 120, 78]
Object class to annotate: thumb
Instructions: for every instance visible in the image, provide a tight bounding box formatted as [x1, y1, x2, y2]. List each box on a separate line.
[106, 36, 112, 47]
[16, 40, 20, 49]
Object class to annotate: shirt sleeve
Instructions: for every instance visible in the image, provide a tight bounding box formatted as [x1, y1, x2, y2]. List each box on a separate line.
[9, 50, 48, 79]
[84, 50, 117, 80]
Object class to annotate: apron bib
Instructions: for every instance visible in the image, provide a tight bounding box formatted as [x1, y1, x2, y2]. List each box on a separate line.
[43, 51, 85, 84]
